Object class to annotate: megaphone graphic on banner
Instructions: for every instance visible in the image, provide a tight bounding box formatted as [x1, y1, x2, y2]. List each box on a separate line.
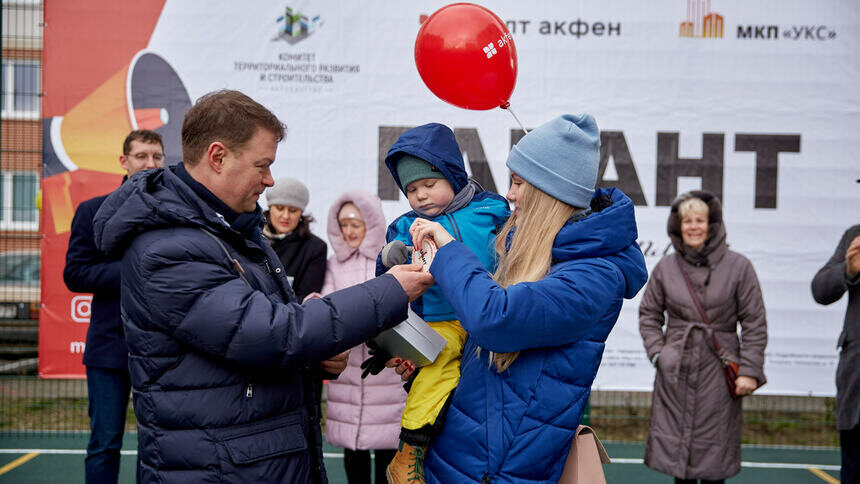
[41, 50, 192, 235]
[44, 50, 191, 176]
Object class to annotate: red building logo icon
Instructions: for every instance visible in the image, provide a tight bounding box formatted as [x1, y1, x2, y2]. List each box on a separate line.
[680, 0, 724, 38]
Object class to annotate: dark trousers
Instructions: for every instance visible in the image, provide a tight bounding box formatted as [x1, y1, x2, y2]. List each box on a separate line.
[842, 424, 860, 484]
[85, 366, 132, 484]
[675, 479, 724, 484]
[344, 448, 397, 484]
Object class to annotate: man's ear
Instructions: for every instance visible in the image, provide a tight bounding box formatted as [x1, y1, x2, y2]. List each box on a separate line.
[206, 142, 228, 174]
[119, 155, 129, 173]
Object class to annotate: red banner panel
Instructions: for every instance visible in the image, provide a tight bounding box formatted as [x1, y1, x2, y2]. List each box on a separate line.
[39, 0, 165, 378]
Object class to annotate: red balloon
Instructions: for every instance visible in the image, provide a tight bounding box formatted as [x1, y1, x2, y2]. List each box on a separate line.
[415, 3, 517, 110]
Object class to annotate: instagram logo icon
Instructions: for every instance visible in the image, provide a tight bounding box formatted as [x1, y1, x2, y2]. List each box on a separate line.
[71, 295, 93, 323]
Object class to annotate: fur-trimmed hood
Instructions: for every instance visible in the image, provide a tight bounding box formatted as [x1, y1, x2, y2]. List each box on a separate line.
[326, 190, 386, 263]
[667, 190, 728, 267]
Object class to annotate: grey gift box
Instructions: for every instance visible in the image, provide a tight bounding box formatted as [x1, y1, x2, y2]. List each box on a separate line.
[371, 308, 447, 367]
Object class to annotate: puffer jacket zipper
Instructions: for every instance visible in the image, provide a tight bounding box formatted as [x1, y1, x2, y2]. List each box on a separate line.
[485, 355, 496, 479]
[445, 213, 463, 241]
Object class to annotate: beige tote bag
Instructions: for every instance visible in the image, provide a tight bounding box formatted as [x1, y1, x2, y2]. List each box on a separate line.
[558, 425, 611, 484]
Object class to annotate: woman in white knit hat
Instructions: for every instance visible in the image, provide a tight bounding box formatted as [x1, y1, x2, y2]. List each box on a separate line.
[264, 177, 327, 301]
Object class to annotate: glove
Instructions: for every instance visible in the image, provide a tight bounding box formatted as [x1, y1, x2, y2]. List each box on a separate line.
[360, 340, 393, 379]
[380, 240, 409, 268]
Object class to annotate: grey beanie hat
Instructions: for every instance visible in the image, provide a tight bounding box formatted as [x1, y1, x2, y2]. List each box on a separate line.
[506, 113, 600, 208]
[266, 177, 309, 210]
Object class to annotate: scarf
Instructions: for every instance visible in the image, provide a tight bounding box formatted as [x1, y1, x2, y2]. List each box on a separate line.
[173, 163, 265, 247]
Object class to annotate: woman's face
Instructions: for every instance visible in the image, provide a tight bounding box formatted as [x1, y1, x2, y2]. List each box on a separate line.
[506, 172, 526, 220]
[338, 203, 366, 249]
[269, 204, 302, 234]
[680, 209, 708, 250]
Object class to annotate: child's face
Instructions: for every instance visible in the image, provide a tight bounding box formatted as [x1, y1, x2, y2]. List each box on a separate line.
[405, 178, 455, 217]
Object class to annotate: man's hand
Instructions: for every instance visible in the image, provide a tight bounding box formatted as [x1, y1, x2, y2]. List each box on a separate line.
[846, 236, 860, 278]
[387, 261, 434, 301]
[320, 350, 350, 375]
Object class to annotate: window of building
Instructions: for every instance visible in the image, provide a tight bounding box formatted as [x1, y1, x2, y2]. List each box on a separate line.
[0, 172, 39, 230]
[1, 60, 41, 120]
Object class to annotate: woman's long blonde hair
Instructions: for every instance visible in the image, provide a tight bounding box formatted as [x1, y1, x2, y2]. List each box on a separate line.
[483, 179, 578, 372]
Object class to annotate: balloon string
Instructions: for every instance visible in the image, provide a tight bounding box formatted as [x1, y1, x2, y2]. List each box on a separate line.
[504, 104, 529, 134]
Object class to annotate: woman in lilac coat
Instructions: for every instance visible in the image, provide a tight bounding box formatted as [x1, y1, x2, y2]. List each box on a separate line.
[321, 190, 407, 484]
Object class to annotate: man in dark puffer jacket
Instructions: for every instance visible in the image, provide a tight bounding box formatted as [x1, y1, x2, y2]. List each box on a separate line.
[92, 90, 432, 483]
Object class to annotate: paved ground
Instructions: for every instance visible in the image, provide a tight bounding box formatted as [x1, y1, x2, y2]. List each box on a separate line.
[0, 434, 842, 483]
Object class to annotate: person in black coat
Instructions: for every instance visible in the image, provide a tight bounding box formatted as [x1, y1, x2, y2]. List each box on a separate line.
[63, 129, 164, 484]
[91, 90, 433, 483]
[812, 223, 860, 483]
[264, 177, 327, 301]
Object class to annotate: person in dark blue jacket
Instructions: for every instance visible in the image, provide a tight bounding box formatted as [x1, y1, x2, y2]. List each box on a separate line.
[91, 89, 433, 483]
[64, 129, 164, 484]
[401, 114, 649, 483]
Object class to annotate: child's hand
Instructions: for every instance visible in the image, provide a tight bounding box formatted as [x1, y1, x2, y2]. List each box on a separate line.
[409, 218, 454, 248]
[381, 240, 410, 267]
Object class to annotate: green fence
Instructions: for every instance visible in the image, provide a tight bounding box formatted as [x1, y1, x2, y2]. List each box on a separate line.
[0, 375, 839, 447]
[588, 390, 838, 447]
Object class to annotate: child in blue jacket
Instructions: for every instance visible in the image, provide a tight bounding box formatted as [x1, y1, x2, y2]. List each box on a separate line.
[372, 123, 509, 482]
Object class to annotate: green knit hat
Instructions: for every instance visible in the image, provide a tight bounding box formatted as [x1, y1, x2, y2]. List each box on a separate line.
[396, 155, 445, 189]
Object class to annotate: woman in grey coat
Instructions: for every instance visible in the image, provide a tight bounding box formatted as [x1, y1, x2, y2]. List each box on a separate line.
[639, 190, 768, 484]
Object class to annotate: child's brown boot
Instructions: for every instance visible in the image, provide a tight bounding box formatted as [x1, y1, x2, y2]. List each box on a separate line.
[386, 441, 426, 484]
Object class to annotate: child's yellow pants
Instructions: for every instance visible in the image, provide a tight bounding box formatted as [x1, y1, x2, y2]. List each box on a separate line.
[400, 320, 467, 430]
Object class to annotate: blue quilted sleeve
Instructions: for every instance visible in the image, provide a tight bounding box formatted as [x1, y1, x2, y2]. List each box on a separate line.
[126, 231, 408, 372]
[429, 241, 624, 353]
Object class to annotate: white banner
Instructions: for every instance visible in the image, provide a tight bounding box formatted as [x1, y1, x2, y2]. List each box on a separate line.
[113, 1, 860, 394]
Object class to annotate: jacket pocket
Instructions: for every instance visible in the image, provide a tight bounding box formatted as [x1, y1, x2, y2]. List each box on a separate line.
[215, 412, 307, 465]
[656, 343, 677, 378]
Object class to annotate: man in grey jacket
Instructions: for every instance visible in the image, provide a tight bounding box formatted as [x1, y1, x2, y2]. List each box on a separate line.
[812, 223, 860, 484]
